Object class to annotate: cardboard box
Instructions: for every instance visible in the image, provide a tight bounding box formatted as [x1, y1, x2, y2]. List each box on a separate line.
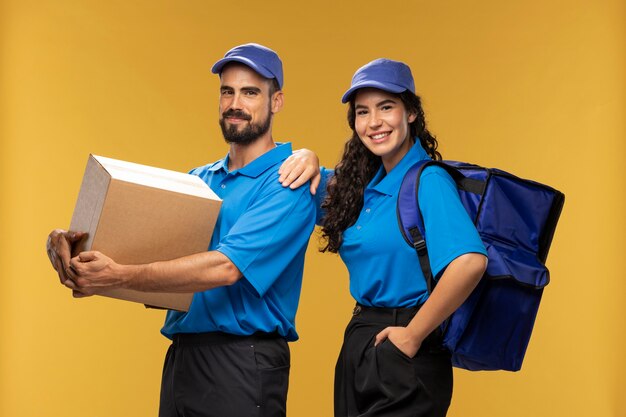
[69, 154, 222, 311]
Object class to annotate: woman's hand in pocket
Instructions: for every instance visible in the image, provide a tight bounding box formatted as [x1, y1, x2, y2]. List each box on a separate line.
[374, 326, 422, 358]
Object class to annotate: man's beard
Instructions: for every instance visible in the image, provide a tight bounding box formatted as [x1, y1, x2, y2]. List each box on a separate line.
[219, 109, 272, 145]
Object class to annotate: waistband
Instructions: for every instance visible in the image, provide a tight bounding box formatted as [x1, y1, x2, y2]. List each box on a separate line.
[351, 304, 444, 348]
[352, 304, 421, 326]
[172, 331, 282, 347]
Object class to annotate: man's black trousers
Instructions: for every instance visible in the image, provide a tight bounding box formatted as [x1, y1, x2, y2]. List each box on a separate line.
[159, 332, 290, 417]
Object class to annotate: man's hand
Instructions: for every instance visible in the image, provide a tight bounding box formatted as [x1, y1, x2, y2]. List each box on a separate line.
[374, 326, 423, 358]
[66, 251, 126, 296]
[278, 148, 321, 195]
[46, 229, 87, 287]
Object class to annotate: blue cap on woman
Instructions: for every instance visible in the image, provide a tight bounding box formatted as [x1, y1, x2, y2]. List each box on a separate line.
[341, 58, 415, 103]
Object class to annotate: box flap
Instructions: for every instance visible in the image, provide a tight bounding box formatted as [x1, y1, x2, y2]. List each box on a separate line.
[92, 154, 220, 201]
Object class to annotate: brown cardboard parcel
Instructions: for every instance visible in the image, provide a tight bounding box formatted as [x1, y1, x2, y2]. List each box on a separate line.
[69, 154, 222, 311]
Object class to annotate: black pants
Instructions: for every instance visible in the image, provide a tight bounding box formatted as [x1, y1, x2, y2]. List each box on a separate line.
[335, 305, 453, 417]
[159, 332, 290, 417]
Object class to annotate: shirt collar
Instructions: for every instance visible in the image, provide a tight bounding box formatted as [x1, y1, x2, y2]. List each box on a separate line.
[367, 141, 431, 196]
[208, 142, 292, 178]
[207, 158, 226, 172]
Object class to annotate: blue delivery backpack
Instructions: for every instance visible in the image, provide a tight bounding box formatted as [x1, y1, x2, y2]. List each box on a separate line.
[397, 160, 565, 371]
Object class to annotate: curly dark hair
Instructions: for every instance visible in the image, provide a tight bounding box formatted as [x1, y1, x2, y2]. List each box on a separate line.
[320, 90, 441, 253]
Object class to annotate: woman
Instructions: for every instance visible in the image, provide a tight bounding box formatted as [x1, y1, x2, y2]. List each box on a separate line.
[282, 58, 488, 417]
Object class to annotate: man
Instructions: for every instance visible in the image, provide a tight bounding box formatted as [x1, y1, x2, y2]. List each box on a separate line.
[46, 43, 316, 417]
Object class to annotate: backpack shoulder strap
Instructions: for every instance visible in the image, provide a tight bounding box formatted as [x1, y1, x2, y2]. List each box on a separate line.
[397, 160, 467, 293]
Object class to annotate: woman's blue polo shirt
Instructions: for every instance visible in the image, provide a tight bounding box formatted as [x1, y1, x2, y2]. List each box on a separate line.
[319, 142, 486, 308]
[161, 143, 316, 341]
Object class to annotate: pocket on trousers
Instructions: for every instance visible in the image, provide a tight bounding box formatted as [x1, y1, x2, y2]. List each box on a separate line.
[383, 338, 414, 361]
[253, 339, 290, 417]
[257, 365, 290, 415]
[376, 339, 416, 388]
[351, 339, 419, 415]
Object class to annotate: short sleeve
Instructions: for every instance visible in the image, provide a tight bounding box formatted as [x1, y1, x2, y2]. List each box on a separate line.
[418, 166, 487, 278]
[215, 177, 316, 297]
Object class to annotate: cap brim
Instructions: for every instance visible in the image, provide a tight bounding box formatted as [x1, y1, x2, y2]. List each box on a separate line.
[211, 57, 274, 80]
[341, 81, 407, 103]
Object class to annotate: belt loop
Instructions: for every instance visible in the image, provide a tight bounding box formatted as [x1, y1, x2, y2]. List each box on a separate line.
[392, 309, 398, 326]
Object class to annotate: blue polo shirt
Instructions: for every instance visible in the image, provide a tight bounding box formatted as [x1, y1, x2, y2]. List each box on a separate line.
[318, 142, 486, 307]
[161, 143, 316, 341]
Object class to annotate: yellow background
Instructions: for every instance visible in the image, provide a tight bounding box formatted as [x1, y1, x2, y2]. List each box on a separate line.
[1, 1, 624, 416]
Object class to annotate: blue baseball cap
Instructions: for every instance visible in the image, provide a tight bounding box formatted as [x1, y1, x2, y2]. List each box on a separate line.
[341, 58, 415, 103]
[211, 43, 284, 89]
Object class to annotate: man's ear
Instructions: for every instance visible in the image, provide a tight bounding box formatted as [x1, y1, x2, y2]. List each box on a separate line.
[271, 91, 284, 114]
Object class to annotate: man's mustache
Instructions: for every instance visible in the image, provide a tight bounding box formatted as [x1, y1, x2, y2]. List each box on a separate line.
[222, 110, 252, 121]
